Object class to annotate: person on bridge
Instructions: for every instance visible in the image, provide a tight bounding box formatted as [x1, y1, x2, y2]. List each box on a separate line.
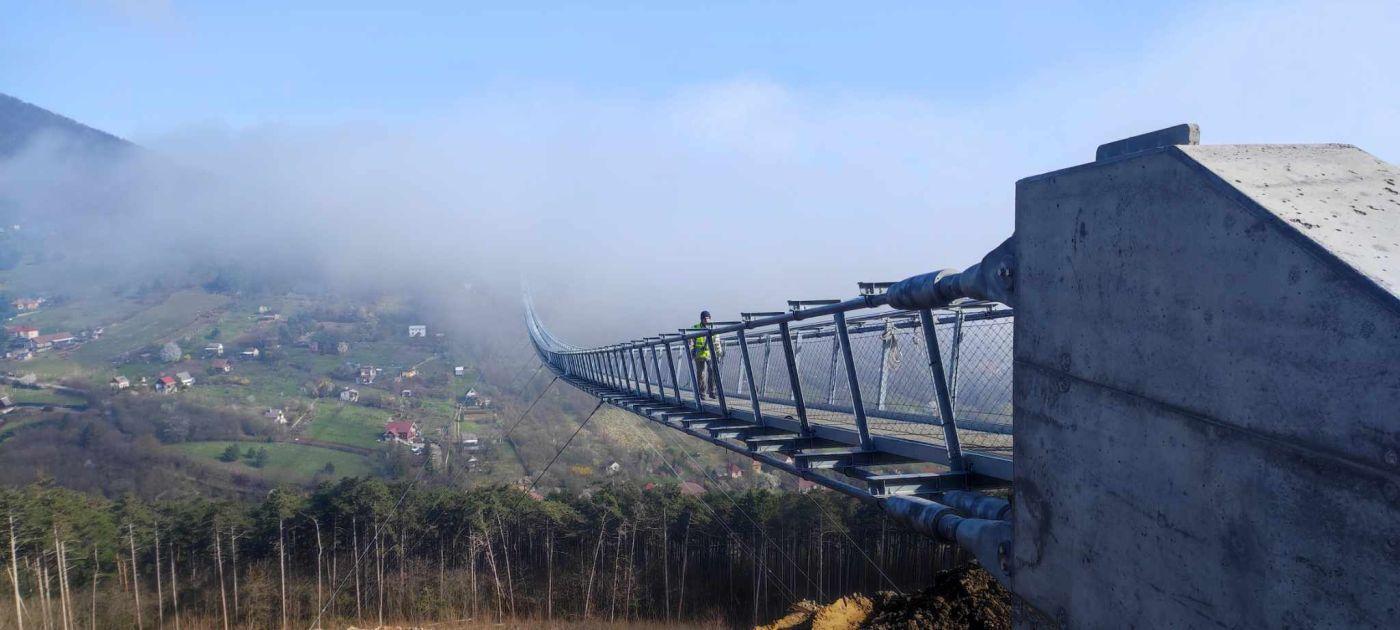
[690, 310, 718, 399]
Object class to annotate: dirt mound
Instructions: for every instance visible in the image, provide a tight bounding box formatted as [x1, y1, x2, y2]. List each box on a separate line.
[758, 565, 1011, 630]
[863, 565, 1011, 629]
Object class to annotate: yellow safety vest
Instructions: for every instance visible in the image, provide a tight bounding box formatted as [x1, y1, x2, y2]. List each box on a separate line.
[691, 323, 710, 359]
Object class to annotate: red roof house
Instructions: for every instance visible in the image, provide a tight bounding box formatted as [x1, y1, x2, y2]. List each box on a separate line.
[383, 421, 417, 442]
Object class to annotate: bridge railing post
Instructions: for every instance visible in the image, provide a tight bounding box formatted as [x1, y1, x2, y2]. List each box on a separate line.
[778, 321, 811, 435]
[626, 345, 641, 395]
[876, 319, 896, 411]
[636, 345, 653, 398]
[919, 308, 965, 472]
[610, 346, 624, 391]
[679, 329, 705, 409]
[825, 327, 841, 406]
[949, 310, 965, 411]
[834, 311, 874, 450]
[705, 326, 729, 416]
[736, 327, 765, 426]
[648, 342, 666, 402]
[661, 336, 682, 403]
[759, 334, 772, 398]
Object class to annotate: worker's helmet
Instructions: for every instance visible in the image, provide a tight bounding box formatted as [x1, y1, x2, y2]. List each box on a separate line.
[700, 310, 711, 320]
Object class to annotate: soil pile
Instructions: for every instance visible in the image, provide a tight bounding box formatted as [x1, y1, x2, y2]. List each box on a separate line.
[758, 565, 1012, 630]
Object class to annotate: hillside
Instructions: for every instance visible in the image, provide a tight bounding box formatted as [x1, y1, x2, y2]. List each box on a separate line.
[0, 91, 133, 159]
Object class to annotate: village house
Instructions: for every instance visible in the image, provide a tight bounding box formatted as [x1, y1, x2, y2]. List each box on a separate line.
[30, 332, 76, 352]
[336, 341, 350, 355]
[339, 388, 359, 402]
[721, 462, 745, 479]
[454, 366, 465, 377]
[796, 479, 818, 493]
[407, 325, 426, 338]
[400, 368, 418, 379]
[679, 481, 707, 497]
[204, 343, 224, 357]
[239, 348, 260, 359]
[155, 376, 178, 394]
[5, 348, 33, 362]
[400, 388, 414, 398]
[10, 326, 39, 340]
[11, 298, 44, 311]
[357, 365, 379, 384]
[209, 359, 232, 373]
[15, 374, 37, 387]
[0, 395, 12, 409]
[110, 375, 130, 391]
[175, 371, 196, 387]
[257, 312, 281, 322]
[460, 433, 480, 450]
[382, 420, 417, 443]
[265, 408, 287, 424]
[606, 461, 622, 476]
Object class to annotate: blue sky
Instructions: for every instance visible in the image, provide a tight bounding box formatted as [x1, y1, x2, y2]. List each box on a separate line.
[3, 1, 1398, 340]
[7, 1, 1204, 135]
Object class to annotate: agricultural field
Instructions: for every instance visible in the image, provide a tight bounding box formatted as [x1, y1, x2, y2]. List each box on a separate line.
[0, 384, 85, 407]
[173, 440, 374, 485]
[304, 402, 396, 450]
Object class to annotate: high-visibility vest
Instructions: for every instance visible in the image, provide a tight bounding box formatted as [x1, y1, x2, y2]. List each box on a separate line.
[691, 323, 710, 359]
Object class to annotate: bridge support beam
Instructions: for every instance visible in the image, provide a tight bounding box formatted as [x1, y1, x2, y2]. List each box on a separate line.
[1012, 132, 1400, 627]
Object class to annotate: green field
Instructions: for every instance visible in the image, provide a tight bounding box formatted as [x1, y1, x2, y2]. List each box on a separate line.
[174, 440, 373, 485]
[0, 385, 85, 407]
[305, 402, 394, 449]
[73, 290, 231, 361]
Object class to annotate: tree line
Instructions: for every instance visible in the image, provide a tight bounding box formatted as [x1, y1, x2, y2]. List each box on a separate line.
[0, 477, 970, 628]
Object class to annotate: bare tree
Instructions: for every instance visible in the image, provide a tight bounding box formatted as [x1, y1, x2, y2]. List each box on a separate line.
[8, 514, 22, 630]
[213, 528, 229, 630]
[128, 524, 142, 630]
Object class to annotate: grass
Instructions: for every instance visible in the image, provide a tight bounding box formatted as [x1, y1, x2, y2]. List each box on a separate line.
[0, 385, 84, 407]
[305, 402, 395, 449]
[173, 440, 373, 485]
[72, 290, 231, 362]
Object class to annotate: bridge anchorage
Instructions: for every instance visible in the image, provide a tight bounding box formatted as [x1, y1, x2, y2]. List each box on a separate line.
[529, 124, 1400, 628]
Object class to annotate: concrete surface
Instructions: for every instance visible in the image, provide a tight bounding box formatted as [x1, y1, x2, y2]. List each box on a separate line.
[1012, 142, 1400, 628]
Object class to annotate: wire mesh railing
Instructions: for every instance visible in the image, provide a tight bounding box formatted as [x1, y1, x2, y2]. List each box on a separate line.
[526, 292, 1015, 479]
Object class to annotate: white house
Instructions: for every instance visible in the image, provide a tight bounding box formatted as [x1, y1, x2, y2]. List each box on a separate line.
[265, 408, 287, 424]
[240, 348, 261, 359]
[454, 366, 466, 377]
[175, 371, 196, 387]
[408, 325, 427, 338]
[204, 343, 224, 357]
[339, 388, 360, 403]
[110, 376, 130, 391]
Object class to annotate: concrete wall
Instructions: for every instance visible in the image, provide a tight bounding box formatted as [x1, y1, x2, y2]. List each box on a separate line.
[1012, 142, 1400, 628]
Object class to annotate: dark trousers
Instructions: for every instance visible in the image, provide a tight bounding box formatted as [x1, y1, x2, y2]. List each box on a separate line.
[695, 356, 716, 397]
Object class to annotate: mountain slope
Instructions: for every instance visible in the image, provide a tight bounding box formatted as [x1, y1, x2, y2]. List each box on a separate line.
[0, 92, 133, 158]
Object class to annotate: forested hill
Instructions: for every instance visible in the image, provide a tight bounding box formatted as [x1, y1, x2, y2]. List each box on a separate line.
[0, 92, 133, 158]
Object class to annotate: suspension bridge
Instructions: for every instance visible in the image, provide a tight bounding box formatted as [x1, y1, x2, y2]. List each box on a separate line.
[526, 124, 1400, 628]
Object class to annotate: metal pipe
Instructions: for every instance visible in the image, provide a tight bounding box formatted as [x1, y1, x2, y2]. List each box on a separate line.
[886, 236, 1017, 309]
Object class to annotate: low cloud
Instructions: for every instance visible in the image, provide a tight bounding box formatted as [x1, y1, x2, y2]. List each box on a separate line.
[2, 0, 1395, 352]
